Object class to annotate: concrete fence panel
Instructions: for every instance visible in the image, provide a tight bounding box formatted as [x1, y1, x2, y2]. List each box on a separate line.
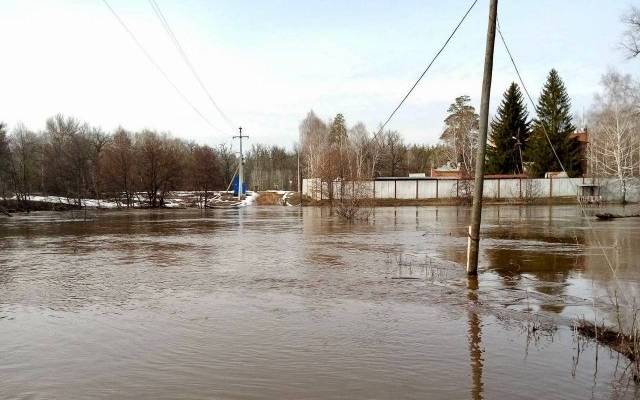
[301, 177, 632, 202]
[482, 179, 500, 199]
[396, 181, 417, 199]
[375, 181, 395, 199]
[418, 180, 438, 199]
[499, 179, 521, 199]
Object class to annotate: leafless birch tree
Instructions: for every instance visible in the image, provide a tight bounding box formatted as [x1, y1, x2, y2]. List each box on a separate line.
[622, 6, 640, 59]
[589, 70, 640, 203]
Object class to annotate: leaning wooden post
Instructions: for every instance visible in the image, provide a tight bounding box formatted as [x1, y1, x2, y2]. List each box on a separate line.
[467, 0, 498, 275]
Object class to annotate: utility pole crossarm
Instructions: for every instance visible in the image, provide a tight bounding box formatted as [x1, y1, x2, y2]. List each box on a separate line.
[233, 127, 249, 200]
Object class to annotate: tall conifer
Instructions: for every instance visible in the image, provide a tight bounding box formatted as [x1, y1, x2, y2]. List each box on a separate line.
[524, 69, 581, 177]
[486, 83, 530, 174]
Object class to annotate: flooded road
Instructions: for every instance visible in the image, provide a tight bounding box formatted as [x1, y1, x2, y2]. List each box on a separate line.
[1, 205, 639, 399]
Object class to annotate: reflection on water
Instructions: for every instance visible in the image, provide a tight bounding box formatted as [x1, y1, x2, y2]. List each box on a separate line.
[467, 276, 484, 400]
[1, 205, 639, 399]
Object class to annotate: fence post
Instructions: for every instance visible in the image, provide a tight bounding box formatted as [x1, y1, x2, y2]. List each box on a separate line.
[519, 178, 522, 199]
[436, 179, 439, 199]
[416, 180, 419, 199]
[549, 177, 553, 199]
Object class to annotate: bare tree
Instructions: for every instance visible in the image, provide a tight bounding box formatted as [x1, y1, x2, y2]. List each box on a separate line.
[347, 122, 370, 180]
[0, 123, 11, 200]
[8, 123, 39, 203]
[217, 143, 236, 190]
[589, 70, 640, 203]
[381, 130, 406, 176]
[44, 114, 93, 206]
[89, 128, 109, 202]
[622, 6, 640, 58]
[101, 128, 137, 206]
[135, 131, 186, 207]
[189, 145, 222, 206]
[369, 127, 385, 178]
[300, 111, 329, 198]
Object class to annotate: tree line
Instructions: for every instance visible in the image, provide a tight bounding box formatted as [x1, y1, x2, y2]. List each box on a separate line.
[299, 68, 585, 193]
[0, 115, 228, 206]
[299, 111, 449, 198]
[0, 115, 301, 207]
[300, 66, 639, 202]
[2, 67, 637, 207]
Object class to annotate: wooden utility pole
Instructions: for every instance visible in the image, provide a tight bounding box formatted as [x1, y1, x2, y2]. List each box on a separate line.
[467, 0, 498, 275]
[233, 127, 249, 200]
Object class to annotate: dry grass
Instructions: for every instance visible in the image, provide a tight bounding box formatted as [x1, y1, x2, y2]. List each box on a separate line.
[575, 295, 640, 384]
[577, 321, 638, 364]
[255, 192, 284, 205]
[335, 197, 372, 221]
[284, 193, 314, 206]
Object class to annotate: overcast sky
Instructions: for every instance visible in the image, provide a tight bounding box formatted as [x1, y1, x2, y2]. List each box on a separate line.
[1, 0, 637, 149]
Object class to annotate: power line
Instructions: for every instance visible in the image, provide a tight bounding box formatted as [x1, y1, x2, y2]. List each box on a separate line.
[496, 19, 626, 304]
[375, 0, 479, 136]
[496, 19, 567, 174]
[102, 0, 226, 134]
[148, 0, 237, 129]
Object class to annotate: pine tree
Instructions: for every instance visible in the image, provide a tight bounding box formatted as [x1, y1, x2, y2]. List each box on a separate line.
[329, 113, 347, 144]
[440, 95, 479, 174]
[486, 83, 530, 174]
[524, 69, 581, 177]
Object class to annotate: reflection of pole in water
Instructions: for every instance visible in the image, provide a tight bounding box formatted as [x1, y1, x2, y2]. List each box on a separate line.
[467, 276, 484, 400]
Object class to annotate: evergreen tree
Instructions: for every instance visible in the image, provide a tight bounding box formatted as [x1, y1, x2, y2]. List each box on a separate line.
[329, 113, 347, 144]
[486, 83, 530, 174]
[440, 95, 479, 174]
[524, 69, 581, 177]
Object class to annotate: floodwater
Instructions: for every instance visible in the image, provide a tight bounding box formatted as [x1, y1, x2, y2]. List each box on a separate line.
[1, 205, 639, 399]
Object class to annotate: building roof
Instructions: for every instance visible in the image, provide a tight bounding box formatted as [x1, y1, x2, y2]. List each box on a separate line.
[433, 161, 460, 172]
[571, 130, 588, 143]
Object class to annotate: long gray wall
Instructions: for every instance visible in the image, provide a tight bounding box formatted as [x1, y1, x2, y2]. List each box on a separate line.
[302, 177, 640, 203]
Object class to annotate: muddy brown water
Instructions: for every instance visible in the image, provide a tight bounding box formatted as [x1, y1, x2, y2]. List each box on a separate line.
[1, 205, 639, 399]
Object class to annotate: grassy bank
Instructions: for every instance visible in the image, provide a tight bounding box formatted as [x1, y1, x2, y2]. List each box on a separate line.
[0, 199, 81, 213]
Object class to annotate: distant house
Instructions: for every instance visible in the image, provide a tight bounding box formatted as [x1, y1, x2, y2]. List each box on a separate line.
[570, 129, 589, 175]
[430, 162, 462, 179]
[432, 130, 590, 180]
[544, 171, 569, 179]
[430, 162, 526, 179]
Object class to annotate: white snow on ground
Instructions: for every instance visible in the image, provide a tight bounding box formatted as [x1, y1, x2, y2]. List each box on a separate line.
[281, 191, 295, 206]
[19, 195, 121, 209]
[239, 191, 259, 207]
[10, 191, 260, 209]
[7, 190, 300, 209]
